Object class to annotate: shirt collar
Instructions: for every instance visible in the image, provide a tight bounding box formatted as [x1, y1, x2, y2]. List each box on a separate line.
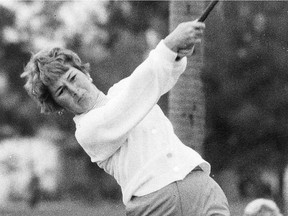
[93, 91, 108, 109]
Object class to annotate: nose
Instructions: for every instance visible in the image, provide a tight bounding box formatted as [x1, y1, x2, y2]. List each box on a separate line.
[66, 83, 83, 98]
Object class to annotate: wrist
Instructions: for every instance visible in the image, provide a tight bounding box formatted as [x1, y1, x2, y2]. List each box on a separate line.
[163, 36, 178, 53]
[156, 40, 178, 62]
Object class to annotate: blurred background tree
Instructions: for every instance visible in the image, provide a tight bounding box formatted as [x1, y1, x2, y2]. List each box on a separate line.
[203, 1, 288, 207]
[169, 1, 206, 155]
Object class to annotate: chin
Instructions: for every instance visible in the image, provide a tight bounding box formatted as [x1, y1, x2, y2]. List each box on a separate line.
[82, 104, 94, 113]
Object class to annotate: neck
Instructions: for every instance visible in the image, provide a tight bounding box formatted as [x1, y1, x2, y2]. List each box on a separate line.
[90, 91, 107, 111]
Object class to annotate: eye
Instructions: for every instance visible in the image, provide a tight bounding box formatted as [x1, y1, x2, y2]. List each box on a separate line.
[58, 88, 64, 96]
[56, 87, 65, 97]
[70, 75, 76, 82]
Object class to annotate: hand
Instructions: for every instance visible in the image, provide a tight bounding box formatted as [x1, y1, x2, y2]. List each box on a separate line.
[164, 20, 205, 59]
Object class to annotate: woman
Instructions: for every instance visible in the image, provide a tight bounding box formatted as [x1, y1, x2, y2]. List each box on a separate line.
[21, 20, 230, 216]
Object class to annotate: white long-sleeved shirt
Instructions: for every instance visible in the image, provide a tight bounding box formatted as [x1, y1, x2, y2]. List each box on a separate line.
[73, 40, 210, 205]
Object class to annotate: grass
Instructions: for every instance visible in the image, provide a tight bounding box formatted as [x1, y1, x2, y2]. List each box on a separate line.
[0, 199, 260, 216]
[0, 200, 126, 216]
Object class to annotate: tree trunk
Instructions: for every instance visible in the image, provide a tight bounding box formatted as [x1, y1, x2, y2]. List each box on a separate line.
[168, 1, 206, 154]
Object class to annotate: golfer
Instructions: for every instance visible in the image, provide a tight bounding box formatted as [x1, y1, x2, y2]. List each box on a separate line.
[21, 19, 230, 216]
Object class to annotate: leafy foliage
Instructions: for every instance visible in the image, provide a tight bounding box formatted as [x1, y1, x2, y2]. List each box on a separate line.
[0, 1, 168, 140]
[203, 1, 288, 173]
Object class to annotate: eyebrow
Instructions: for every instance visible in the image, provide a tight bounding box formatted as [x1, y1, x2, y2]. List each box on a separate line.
[67, 71, 72, 81]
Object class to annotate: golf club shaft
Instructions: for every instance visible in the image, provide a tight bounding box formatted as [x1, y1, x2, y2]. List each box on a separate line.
[198, 0, 219, 22]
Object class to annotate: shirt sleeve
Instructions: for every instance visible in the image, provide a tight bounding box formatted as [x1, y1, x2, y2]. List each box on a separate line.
[75, 40, 187, 162]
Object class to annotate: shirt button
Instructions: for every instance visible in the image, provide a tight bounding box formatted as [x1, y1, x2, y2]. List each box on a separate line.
[167, 153, 172, 158]
[151, 129, 157, 134]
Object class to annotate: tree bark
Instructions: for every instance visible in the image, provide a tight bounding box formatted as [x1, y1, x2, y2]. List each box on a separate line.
[168, 1, 206, 154]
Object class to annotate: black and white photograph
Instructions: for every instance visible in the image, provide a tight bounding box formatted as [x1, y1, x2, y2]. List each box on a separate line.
[0, 1, 287, 215]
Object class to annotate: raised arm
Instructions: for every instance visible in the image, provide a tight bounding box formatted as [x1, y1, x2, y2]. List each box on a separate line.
[75, 20, 205, 162]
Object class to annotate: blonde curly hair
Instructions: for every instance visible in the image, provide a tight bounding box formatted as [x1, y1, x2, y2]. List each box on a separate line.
[21, 47, 90, 114]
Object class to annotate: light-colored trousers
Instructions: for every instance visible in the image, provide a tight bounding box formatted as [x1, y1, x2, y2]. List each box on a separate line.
[126, 169, 230, 216]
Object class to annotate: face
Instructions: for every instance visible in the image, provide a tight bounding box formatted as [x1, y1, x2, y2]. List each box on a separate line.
[48, 67, 100, 115]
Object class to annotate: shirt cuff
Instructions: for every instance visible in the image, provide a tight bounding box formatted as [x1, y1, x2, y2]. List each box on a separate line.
[156, 40, 178, 62]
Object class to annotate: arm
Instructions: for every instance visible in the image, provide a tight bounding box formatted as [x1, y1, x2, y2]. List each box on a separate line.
[75, 21, 205, 162]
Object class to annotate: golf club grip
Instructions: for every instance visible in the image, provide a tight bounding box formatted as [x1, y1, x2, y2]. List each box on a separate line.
[175, 0, 219, 61]
[198, 0, 219, 22]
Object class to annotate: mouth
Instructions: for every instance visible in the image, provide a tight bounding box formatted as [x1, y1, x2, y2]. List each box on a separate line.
[77, 95, 84, 104]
